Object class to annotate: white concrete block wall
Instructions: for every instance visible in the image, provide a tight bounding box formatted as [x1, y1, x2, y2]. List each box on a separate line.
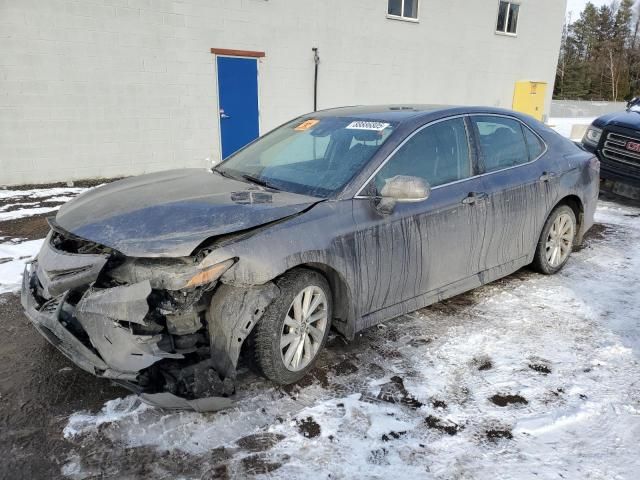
[0, 0, 566, 186]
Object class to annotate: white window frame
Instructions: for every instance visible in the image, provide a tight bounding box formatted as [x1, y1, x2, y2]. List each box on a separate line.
[386, 0, 420, 23]
[495, 1, 520, 36]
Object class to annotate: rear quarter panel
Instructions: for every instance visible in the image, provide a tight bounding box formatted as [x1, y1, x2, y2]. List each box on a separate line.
[534, 122, 598, 242]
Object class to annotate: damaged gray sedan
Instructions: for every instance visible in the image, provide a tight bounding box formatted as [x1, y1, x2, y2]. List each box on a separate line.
[22, 105, 599, 410]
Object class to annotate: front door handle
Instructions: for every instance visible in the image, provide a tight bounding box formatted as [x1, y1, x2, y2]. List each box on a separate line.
[462, 192, 488, 205]
[539, 171, 557, 182]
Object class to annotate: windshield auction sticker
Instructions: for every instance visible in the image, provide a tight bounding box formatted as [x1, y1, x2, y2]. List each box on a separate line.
[294, 119, 320, 131]
[345, 121, 391, 131]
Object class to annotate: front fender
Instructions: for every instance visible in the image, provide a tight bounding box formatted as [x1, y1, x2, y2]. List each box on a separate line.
[203, 200, 359, 336]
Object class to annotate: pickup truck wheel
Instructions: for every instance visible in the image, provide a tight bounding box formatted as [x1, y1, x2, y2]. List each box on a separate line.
[533, 205, 576, 275]
[251, 269, 332, 385]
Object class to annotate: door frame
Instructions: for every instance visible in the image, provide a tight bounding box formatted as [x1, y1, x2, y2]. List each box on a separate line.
[352, 115, 482, 199]
[466, 113, 550, 271]
[211, 48, 265, 160]
[348, 115, 487, 316]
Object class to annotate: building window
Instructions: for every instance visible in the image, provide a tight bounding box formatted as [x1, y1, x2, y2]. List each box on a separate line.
[496, 1, 519, 35]
[388, 0, 419, 20]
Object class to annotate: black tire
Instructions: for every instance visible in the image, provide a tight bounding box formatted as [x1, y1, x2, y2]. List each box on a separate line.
[532, 204, 577, 275]
[251, 268, 332, 385]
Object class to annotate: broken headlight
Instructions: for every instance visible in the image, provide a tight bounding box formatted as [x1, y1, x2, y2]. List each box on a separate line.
[107, 257, 235, 291]
[183, 258, 235, 288]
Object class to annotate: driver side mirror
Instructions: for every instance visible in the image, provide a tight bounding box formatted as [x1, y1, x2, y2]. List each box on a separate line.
[374, 175, 431, 214]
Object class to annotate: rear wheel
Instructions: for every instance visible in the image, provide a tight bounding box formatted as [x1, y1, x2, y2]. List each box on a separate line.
[532, 205, 576, 275]
[251, 269, 332, 385]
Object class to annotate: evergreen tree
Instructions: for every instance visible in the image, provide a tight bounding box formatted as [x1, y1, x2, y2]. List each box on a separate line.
[554, 0, 639, 101]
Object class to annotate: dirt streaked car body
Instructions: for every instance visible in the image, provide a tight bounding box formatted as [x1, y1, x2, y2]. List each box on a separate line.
[21, 105, 599, 410]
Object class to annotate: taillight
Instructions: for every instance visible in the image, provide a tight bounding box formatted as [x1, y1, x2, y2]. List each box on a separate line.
[589, 156, 600, 173]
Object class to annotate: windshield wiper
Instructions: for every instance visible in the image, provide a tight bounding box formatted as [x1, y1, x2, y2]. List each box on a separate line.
[215, 168, 280, 191]
[214, 168, 237, 180]
[240, 174, 280, 191]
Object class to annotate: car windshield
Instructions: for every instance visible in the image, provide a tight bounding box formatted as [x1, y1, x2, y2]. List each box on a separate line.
[215, 116, 396, 197]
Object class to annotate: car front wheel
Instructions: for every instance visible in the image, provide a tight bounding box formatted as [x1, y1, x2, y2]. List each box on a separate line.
[251, 269, 332, 385]
[533, 204, 577, 275]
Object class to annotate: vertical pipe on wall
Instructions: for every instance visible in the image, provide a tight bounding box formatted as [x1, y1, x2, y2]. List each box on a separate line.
[312, 47, 320, 112]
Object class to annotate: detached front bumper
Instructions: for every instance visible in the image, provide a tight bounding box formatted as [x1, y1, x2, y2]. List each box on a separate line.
[23, 233, 191, 382]
[21, 264, 234, 411]
[20, 228, 280, 411]
[21, 264, 111, 376]
[22, 261, 186, 381]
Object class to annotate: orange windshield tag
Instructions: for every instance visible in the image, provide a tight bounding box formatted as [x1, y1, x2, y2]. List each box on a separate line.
[294, 119, 319, 131]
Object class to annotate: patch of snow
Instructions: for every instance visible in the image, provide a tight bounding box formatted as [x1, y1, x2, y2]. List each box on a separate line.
[0, 187, 87, 221]
[0, 239, 43, 294]
[45, 195, 77, 203]
[64, 382, 333, 454]
[0, 206, 60, 221]
[59, 200, 640, 479]
[64, 397, 151, 439]
[548, 116, 595, 140]
[0, 201, 40, 212]
[60, 457, 82, 478]
[0, 187, 86, 200]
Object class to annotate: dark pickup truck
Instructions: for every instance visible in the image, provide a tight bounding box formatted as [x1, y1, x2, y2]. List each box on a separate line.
[582, 98, 640, 187]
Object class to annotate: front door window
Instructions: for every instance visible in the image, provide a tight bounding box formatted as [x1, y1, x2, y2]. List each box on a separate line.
[373, 117, 472, 192]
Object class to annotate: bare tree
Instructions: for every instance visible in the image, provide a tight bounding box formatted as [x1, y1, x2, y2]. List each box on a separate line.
[608, 48, 619, 100]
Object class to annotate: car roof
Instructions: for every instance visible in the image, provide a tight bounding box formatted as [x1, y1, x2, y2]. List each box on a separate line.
[307, 104, 522, 123]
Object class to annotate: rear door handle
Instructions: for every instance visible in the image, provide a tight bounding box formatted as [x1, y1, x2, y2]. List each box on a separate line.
[539, 171, 557, 182]
[462, 192, 488, 205]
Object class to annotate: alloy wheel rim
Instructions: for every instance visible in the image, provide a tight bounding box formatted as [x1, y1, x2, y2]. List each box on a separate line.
[545, 213, 575, 268]
[280, 286, 328, 372]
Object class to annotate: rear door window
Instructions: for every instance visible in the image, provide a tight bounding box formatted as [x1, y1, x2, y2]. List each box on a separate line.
[523, 125, 545, 160]
[472, 116, 530, 172]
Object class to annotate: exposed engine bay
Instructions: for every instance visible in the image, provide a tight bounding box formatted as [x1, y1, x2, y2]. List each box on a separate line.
[21, 222, 279, 412]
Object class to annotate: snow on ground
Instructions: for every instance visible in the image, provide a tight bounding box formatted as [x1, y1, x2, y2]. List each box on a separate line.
[0, 206, 62, 221]
[0, 239, 44, 294]
[548, 117, 595, 140]
[1, 167, 638, 478]
[0, 186, 86, 200]
[60, 199, 640, 479]
[0, 185, 88, 292]
[0, 187, 87, 222]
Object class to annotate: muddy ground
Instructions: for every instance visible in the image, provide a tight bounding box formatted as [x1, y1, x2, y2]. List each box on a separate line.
[0, 283, 502, 479]
[1, 189, 639, 479]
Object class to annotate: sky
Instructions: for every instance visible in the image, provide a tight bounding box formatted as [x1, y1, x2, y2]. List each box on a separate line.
[566, 0, 615, 18]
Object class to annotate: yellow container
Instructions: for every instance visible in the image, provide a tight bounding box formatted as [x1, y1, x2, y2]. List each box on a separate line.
[512, 81, 547, 121]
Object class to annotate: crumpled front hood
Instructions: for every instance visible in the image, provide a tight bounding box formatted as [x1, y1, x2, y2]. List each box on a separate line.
[55, 169, 321, 257]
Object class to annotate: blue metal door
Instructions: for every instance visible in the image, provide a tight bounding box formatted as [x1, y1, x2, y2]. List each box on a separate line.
[217, 56, 259, 159]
